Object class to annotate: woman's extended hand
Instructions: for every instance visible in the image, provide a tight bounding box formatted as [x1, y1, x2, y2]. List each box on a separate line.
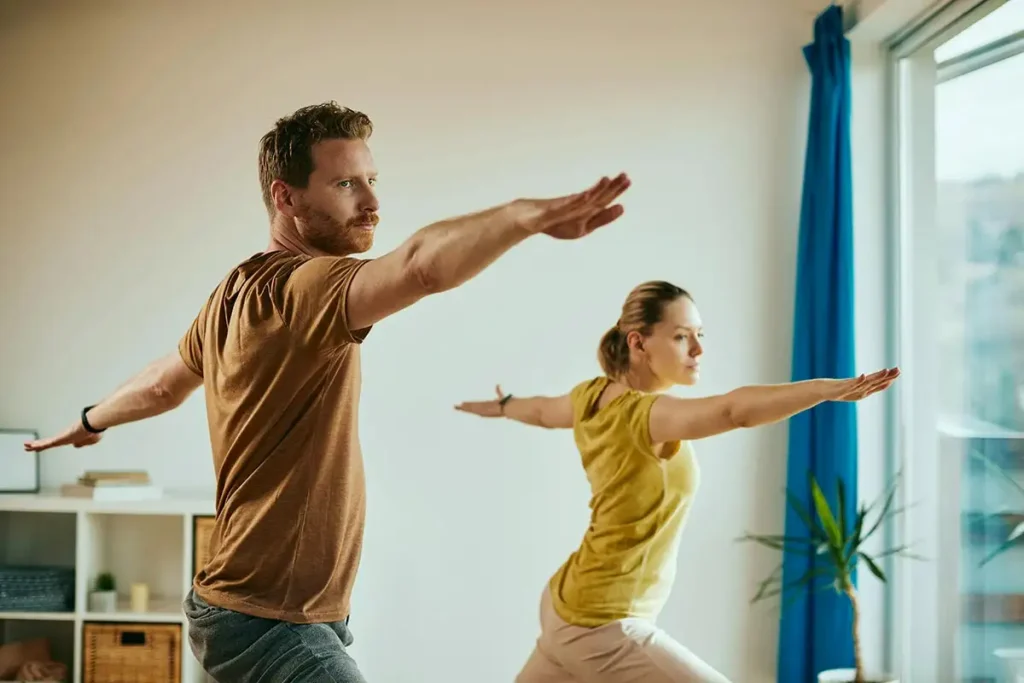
[454, 384, 508, 418]
[821, 367, 901, 401]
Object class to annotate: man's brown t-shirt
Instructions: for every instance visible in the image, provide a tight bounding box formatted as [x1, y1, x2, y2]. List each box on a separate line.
[179, 250, 370, 624]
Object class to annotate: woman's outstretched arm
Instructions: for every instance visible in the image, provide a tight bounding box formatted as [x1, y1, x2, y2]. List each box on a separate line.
[454, 385, 573, 429]
[648, 367, 899, 443]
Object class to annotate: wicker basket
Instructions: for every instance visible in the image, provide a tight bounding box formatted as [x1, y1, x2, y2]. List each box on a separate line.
[193, 516, 215, 577]
[83, 622, 181, 683]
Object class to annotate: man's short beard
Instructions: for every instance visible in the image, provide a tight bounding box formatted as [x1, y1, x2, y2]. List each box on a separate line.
[298, 206, 373, 257]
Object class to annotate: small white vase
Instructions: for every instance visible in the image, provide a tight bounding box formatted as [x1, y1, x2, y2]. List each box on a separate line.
[818, 669, 900, 683]
[88, 590, 117, 613]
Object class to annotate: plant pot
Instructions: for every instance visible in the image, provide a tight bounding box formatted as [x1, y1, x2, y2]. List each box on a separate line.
[818, 669, 899, 683]
[88, 590, 117, 613]
[994, 648, 1024, 683]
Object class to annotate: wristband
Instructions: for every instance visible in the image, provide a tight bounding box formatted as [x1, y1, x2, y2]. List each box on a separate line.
[81, 405, 106, 434]
[498, 394, 513, 414]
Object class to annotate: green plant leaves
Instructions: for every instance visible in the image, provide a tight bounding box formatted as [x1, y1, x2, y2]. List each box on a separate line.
[737, 533, 818, 555]
[739, 470, 921, 607]
[979, 521, 1024, 567]
[785, 490, 827, 543]
[837, 477, 848, 550]
[971, 449, 1024, 498]
[811, 478, 842, 549]
[748, 561, 835, 606]
[859, 470, 901, 547]
[858, 552, 886, 582]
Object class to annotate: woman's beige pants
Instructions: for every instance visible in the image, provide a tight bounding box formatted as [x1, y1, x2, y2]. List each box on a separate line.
[515, 588, 732, 683]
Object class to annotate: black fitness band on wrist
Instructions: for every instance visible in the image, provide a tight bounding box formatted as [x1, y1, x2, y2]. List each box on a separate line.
[81, 405, 106, 434]
[498, 393, 513, 414]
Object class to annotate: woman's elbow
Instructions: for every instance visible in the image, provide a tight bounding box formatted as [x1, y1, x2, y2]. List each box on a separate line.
[723, 393, 753, 429]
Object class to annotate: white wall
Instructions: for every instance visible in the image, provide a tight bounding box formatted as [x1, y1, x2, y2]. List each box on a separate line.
[0, 1, 815, 681]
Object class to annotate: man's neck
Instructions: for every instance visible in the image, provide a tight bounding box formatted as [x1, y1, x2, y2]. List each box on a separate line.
[266, 216, 318, 257]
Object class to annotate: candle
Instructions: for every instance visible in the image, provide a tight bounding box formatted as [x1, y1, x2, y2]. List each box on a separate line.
[130, 583, 149, 613]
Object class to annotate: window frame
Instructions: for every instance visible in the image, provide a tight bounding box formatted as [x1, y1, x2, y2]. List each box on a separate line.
[883, 0, 1020, 678]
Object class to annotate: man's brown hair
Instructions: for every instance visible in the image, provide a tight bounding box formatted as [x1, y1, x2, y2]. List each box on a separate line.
[258, 101, 373, 217]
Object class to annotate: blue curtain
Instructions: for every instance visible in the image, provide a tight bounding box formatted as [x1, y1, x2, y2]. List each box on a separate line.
[778, 5, 858, 682]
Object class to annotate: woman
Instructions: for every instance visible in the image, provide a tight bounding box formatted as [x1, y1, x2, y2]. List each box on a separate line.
[454, 280, 898, 683]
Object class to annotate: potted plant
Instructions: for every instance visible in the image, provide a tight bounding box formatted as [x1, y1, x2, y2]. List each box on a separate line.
[88, 572, 117, 613]
[740, 471, 920, 683]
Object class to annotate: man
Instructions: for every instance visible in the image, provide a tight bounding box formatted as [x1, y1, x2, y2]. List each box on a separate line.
[24, 101, 630, 681]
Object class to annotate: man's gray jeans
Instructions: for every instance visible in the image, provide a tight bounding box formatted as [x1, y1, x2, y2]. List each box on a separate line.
[183, 589, 367, 682]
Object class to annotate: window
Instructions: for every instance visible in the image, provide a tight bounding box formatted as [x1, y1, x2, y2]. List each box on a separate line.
[889, 1, 1024, 680]
[934, 0, 1024, 60]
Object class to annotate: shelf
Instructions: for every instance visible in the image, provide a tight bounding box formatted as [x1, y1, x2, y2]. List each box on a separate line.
[82, 513, 185, 612]
[0, 488, 215, 515]
[0, 511, 77, 618]
[0, 510, 77, 567]
[84, 597, 184, 624]
[0, 611, 75, 622]
[0, 617, 74, 681]
[1, 497, 215, 682]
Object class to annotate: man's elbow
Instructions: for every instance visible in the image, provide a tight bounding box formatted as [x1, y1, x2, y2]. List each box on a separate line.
[150, 382, 187, 410]
[410, 259, 444, 295]
[149, 357, 201, 410]
[402, 237, 457, 296]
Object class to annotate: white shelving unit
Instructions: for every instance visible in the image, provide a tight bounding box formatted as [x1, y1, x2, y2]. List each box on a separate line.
[0, 489, 216, 683]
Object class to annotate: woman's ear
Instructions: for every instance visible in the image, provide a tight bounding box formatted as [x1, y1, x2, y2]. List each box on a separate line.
[626, 330, 645, 352]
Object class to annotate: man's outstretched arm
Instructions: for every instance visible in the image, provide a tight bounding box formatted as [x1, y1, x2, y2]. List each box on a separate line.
[345, 173, 630, 330]
[24, 352, 202, 452]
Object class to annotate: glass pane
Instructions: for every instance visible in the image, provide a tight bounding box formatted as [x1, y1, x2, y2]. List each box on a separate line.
[935, 0, 1024, 63]
[934, 45, 1024, 683]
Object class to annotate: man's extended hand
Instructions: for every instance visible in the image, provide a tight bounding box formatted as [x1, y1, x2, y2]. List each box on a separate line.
[25, 419, 102, 453]
[513, 173, 631, 240]
[23, 352, 203, 454]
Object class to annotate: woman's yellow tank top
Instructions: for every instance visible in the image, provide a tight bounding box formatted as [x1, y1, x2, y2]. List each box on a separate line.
[548, 376, 700, 627]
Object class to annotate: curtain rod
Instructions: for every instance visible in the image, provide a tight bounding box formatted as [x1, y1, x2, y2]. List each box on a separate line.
[801, 0, 862, 34]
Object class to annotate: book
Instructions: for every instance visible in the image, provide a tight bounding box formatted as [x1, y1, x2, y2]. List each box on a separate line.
[59, 483, 163, 501]
[77, 470, 152, 487]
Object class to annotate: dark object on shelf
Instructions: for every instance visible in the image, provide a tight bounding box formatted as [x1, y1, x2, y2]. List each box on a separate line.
[0, 565, 75, 612]
[83, 623, 181, 683]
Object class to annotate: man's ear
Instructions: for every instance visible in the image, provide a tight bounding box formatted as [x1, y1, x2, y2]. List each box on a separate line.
[271, 180, 297, 217]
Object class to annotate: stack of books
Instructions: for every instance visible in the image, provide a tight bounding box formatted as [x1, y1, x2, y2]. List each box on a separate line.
[59, 470, 163, 501]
